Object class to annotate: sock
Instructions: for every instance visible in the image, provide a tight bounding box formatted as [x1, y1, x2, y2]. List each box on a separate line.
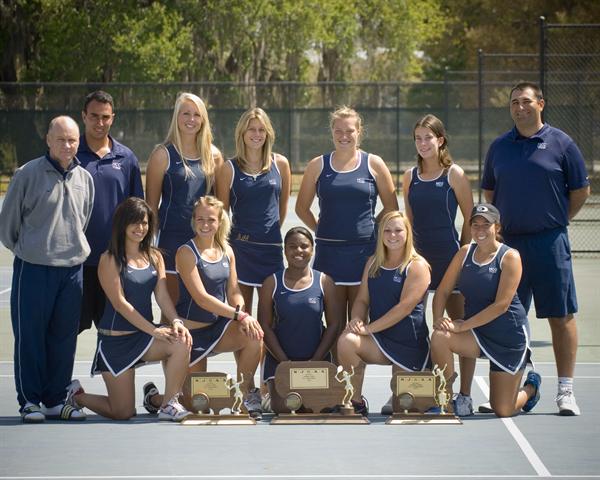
[42, 403, 64, 415]
[558, 377, 573, 393]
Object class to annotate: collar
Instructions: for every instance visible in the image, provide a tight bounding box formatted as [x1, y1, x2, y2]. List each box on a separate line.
[79, 134, 123, 159]
[45, 153, 80, 175]
[510, 123, 548, 142]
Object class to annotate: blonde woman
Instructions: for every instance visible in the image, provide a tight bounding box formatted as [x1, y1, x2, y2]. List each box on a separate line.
[142, 196, 264, 419]
[336, 211, 431, 416]
[216, 107, 291, 312]
[146, 93, 223, 306]
[296, 106, 398, 331]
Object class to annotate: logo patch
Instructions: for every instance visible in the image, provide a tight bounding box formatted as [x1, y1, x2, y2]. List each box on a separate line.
[269, 179, 277, 185]
[308, 297, 318, 304]
[488, 266, 498, 273]
[537, 142, 547, 150]
[435, 181, 444, 187]
[111, 161, 122, 170]
[393, 274, 403, 283]
[357, 178, 366, 183]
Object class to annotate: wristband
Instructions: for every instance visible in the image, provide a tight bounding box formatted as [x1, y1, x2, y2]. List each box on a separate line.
[172, 318, 184, 326]
[233, 305, 241, 321]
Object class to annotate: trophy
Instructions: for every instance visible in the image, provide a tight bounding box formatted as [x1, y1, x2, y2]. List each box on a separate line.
[270, 361, 369, 424]
[181, 372, 256, 425]
[385, 364, 461, 425]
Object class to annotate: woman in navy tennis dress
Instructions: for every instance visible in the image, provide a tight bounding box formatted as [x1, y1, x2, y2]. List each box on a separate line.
[66, 198, 193, 422]
[216, 107, 291, 313]
[296, 106, 398, 339]
[145, 93, 223, 319]
[402, 114, 475, 416]
[257, 227, 343, 413]
[431, 204, 541, 417]
[336, 211, 431, 415]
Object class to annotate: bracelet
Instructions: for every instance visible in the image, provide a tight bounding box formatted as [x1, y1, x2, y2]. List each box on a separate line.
[233, 305, 241, 321]
[238, 312, 249, 322]
[172, 318, 184, 326]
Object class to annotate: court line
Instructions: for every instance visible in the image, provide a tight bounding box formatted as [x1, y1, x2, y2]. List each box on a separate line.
[1, 474, 600, 479]
[475, 376, 551, 477]
[0, 287, 10, 295]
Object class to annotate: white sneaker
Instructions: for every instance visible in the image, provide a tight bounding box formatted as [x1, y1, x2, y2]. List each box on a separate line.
[556, 390, 581, 416]
[453, 393, 474, 417]
[380, 395, 393, 415]
[65, 379, 84, 408]
[158, 395, 191, 422]
[244, 388, 263, 420]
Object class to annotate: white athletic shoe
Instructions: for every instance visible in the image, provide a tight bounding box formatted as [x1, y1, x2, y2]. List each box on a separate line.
[158, 395, 191, 422]
[453, 393, 474, 417]
[556, 390, 581, 416]
[380, 395, 394, 415]
[244, 388, 263, 420]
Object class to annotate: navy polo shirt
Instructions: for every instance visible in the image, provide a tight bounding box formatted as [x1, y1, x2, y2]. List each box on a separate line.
[77, 135, 144, 265]
[481, 124, 589, 236]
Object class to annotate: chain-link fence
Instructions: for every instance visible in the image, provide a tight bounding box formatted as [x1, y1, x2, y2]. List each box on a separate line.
[477, 19, 600, 254]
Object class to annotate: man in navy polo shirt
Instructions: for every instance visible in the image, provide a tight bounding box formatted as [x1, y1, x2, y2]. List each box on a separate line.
[77, 90, 144, 333]
[481, 81, 590, 416]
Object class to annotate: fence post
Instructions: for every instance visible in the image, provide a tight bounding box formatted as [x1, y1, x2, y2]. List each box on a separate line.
[539, 16, 546, 114]
[396, 83, 401, 191]
[477, 49, 483, 203]
[443, 66, 449, 126]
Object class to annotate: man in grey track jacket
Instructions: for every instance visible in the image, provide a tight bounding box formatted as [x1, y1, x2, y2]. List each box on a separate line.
[0, 116, 94, 423]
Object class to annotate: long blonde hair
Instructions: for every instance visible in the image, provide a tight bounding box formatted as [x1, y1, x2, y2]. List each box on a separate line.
[164, 92, 216, 192]
[413, 114, 452, 172]
[191, 196, 231, 253]
[330, 106, 363, 147]
[368, 211, 423, 278]
[234, 107, 275, 173]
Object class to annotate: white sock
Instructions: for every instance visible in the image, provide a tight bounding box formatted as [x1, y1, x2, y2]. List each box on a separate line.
[558, 377, 573, 393]
[43, 403, 64, 415]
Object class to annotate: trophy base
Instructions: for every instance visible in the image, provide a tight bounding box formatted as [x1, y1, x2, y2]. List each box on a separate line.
[386, 412, 462, 425]
[181, 414, 256, 426]
[271, 413, 369, 425]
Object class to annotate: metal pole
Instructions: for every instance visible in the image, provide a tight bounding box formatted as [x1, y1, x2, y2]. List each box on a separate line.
[477, 49, 483, 203]
[539, 16, 546, 124]
[396, 83, 401, 192]
[443, 66, 449, 126]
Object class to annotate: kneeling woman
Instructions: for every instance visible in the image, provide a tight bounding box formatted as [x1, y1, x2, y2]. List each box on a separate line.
[257, 227, 343, 412]
[67, 198, 193, 421]
[337, 211, 431, 415]
[145, 196, 264, 417]
[431, 204, 540, 417]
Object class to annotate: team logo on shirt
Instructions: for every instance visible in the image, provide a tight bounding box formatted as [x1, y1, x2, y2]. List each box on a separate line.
[357, 178, 366, 183]
[392, 273, 403, 283]
[488, 266, 498, 273]
[537, 143, 547, 150]
[222, 262, 228, 268]
[308, 297, 318, 304]
[111, 160, 122, 170]
[269, 179, 277, 185]
[436, 181, 444, 187]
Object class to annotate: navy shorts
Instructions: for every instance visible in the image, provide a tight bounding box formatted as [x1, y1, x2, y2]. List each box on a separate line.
[314, 240, 375, 285]
[157, 229, 193, 274]
[230, 238, 283, 287]
[189, 317, 233, 366]
[92, 332, 154, 377]
[504, 227, 577, 318]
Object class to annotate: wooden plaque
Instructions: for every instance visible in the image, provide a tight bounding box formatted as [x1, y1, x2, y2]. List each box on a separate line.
[185, 372, 252, 422]
[271, 361, 369, 425]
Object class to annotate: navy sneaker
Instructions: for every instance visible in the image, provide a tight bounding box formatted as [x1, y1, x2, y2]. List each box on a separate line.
[522, 371, 542, 413]
[351, 396, 369, 416]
